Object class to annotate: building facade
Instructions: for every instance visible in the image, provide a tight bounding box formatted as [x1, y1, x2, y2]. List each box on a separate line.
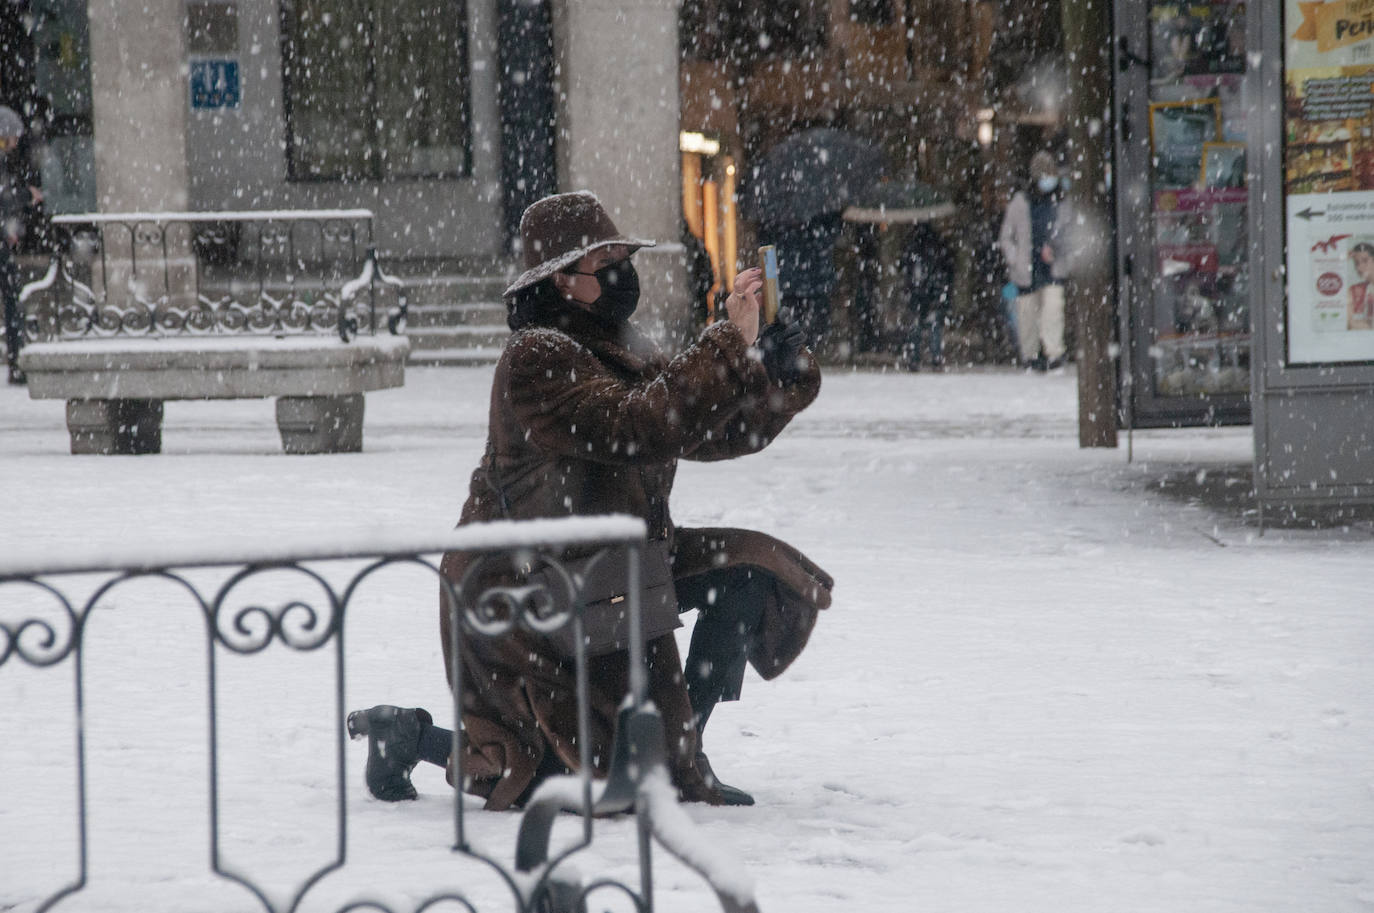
[11, 1, 682, 264]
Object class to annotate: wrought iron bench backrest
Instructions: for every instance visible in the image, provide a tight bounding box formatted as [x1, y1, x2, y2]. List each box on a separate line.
[19, 210, 406, 344]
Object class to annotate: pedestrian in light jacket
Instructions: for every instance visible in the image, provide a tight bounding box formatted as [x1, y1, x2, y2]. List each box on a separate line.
[999, 150, 1070, 371]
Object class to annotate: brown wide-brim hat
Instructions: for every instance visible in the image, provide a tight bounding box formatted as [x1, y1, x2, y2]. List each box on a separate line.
[503, 191, 656, 297]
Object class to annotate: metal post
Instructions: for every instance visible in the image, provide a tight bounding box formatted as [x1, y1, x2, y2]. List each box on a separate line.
[448, 583, 467, 851]
[626, 540, 645, 708]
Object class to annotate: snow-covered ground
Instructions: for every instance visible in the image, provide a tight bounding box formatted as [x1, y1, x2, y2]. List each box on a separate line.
[2, 364, 1371, 913]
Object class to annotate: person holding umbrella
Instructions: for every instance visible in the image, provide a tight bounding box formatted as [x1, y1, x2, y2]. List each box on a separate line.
[749, 126, 884, 351]
[902, 219, 956, 371]
[758, 211, 844, 349]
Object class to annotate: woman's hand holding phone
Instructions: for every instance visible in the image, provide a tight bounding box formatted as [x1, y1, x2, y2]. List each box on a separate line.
[726, 267, 762, 345]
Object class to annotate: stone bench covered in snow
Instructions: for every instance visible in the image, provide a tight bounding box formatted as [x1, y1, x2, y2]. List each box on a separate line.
[19, 335, 409, 454]
[14, 209, 410, 455]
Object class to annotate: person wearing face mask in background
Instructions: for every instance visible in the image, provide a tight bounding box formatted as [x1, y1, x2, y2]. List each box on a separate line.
[999, 150, 1070, 372]
[347, 192, 833, 810]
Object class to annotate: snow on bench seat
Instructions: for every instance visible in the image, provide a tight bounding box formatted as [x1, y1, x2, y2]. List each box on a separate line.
[18, 335, 409, 455]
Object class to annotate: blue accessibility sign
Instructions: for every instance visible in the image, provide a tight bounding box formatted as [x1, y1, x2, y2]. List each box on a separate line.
[190, 59, 241, 109]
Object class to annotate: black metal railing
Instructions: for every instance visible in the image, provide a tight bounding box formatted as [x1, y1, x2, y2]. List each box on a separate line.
[0, 516, 757, 913]
[16, 210, 408, 347]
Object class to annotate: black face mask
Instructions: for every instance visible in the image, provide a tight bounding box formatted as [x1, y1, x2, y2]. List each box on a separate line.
[570, 258, 640, 323]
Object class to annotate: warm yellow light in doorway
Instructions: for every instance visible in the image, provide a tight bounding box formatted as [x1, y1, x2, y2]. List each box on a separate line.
[680, 131, 721, 155]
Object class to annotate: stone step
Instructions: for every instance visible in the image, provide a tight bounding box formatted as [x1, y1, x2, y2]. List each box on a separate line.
[390, 267, 510, 368]
[403, 300, 507, 328]
[406, 345, 505, 366]
[405, 324, 510, 352]
[379, 255, 515, 279]
[399, 276, 510, 307]
[392, 265, 509, 368]
[382, 257, 514, 301]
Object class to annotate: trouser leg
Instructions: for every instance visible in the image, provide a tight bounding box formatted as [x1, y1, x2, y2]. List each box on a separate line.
[810, 295, 831, 348]
[905, 309, 925, 368]
[1002, 294, 1020, 354]
[677, 566, 770, 730]
[1015, 290, 1043, 363]
[2, 250, 19, 376]
[790, 295, 830, 350]
[417, 721, 452, 767]
[929, 308, 947, 365]
[1039, 283, 1067, 361]
[2, 299, 17, 375]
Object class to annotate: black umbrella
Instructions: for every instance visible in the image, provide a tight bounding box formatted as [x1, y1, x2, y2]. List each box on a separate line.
[745, 128, 885, 226]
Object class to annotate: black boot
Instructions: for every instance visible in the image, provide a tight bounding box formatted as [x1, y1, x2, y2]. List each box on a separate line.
[691, 702, 755, 806]
[680, 567, 768, 807]
[346, 705, 432, 802]
[695, 750, 755, 806]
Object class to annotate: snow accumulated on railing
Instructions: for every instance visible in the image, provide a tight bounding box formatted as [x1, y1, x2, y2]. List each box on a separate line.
[0, 515, 757, 913]
[17, 210, 406, 346]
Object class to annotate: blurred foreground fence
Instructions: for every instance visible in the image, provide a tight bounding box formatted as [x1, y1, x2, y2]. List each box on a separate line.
[0, 517, 756, 913]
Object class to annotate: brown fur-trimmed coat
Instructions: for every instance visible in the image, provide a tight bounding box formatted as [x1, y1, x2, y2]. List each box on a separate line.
[439, 305, 831, 809]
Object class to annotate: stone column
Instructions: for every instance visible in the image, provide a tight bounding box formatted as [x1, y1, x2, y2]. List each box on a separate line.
[552, 0, 693, 346]
[87, 0, 196, 312]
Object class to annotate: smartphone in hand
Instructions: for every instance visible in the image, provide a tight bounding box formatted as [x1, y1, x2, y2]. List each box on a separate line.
[758, 245, 780, 324]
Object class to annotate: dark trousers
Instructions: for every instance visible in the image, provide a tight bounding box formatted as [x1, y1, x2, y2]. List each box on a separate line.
[1, 245, 19, 377]
[417, 567, 772, 802]
[676, 566, 769, 728]
[786, 294, 831, 351]
[905, 305, 949, 369]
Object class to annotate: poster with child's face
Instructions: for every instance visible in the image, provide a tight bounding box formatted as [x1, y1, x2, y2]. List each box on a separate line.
[1347, 238, 1374, 330]
[1287, 216, 1374, 362]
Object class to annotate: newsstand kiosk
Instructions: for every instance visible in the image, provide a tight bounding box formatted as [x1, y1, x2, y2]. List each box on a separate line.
[1114, 0, 1374, 522]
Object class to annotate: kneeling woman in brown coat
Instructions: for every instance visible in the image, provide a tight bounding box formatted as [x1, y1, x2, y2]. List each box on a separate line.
[349, 191, 832, 808]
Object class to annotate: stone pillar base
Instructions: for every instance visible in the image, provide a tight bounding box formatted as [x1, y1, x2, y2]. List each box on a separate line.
[276, 394, 364, 454]
[66, 399, 164, 454]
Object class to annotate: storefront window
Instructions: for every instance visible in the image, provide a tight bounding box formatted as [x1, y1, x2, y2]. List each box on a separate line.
[1144, 1, 1250, 397]
[280, 0, 471, 181]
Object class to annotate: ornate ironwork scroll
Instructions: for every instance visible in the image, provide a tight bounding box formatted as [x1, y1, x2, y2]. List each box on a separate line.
[17, 210, 407, 345]
[0, 518, 757, 913]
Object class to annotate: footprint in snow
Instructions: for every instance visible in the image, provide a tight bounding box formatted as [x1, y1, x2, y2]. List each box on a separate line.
[1322, 709, 1350, 729]
[1119, 829, 1166, 846]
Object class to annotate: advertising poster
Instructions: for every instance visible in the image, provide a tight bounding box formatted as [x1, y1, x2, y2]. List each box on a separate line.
[1285, 0, 1374, 363]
